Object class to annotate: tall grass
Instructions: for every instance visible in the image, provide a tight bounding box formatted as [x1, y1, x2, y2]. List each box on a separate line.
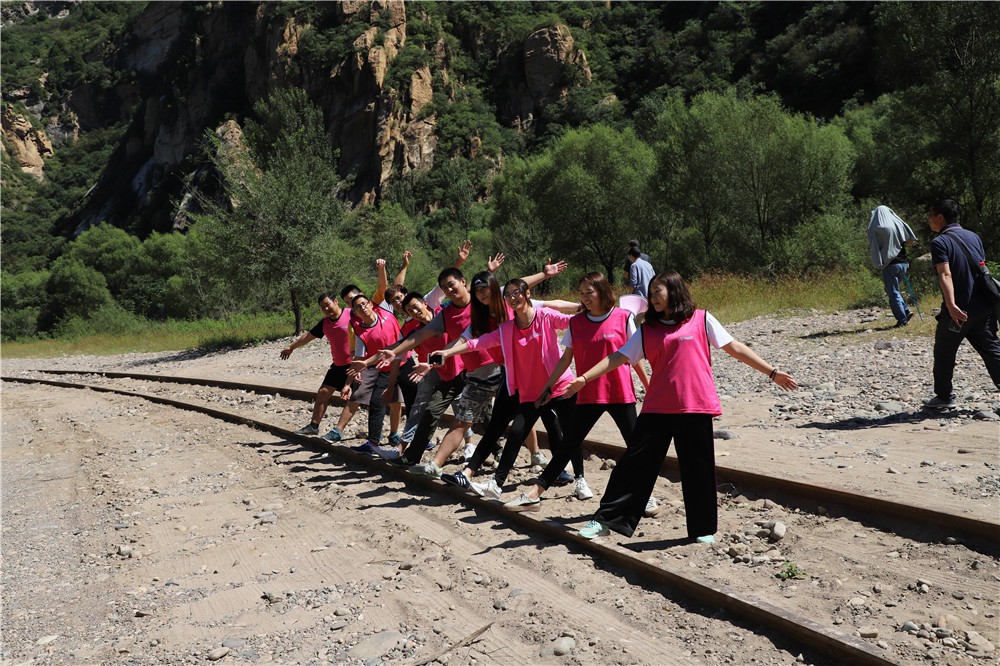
[1, 312, 294, 359]
[2, 270, 936, 359]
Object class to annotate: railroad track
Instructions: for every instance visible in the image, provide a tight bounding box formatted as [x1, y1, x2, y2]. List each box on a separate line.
[10, 370, 994, 664]
[12, 369, 998, 548]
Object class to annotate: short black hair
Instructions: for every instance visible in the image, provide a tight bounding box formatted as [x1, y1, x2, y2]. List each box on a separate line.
[317, 291, 338, 304]
[340, 284, 362, 300]
[930, 198, 959, 225]
[437, 267, 464, 286]
[628, 247, 641, 259]
[401, 291, 425, 310]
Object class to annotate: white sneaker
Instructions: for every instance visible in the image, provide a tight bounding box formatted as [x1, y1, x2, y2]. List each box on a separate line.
[644, 496, 661, 517]
[530, 452, 549, 467]
[470, 477, 502, 500]
[574, 477, 594, 500]
[463, 443, 476, 461]
[504, 492, 541, 512]
[372, 446, 402, 461]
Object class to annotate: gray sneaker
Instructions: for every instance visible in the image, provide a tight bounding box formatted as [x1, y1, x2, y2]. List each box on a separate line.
[409, 462, 443, 479]
[294, 424, 319, 436]
[530, 452, 549, 467]
[504, 492, 541, 512]
[922, 395, 956, 410]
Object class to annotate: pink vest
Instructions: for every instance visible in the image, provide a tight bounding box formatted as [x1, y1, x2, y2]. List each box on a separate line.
[321, 310, 352, 366]
[353, 314, 403, 374]
[570, 308, 636, 405]
[401, 306, 444, 363]
[640, 310, 722, 415]
[440, 301, 493, 381]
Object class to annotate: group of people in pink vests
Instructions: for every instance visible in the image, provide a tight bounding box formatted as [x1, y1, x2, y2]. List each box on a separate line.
[281, 242, 797, 544]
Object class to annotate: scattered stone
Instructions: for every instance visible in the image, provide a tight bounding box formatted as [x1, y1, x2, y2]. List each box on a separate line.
[859, 627, 879, 639]
[348, 631, 404, 660]
[493, 599, 507, 611]
[769, 521, 787, 541]
[713, 429, 737, 440]
[334, 607, 350, 617]
[874, 402, 902, 412]
[552, 636, 576, 656]
[600, 459, 616, 470]
[222, 637, 246, 648]
[901, 621, 919, 633]
[887, 467, 901, 475]
[207, 647, 230, 661]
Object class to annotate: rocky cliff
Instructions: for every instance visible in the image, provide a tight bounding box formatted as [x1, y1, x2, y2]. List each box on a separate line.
[7, 1, 593, 236]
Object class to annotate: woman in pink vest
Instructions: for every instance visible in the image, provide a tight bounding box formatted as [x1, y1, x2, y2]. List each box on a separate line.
[504, 272, 650, 510]
[567, 271, 798, 543]
[433, 278, 577, 500]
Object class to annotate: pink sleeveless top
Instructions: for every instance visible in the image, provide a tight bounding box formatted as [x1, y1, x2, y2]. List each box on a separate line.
[570, 308, 636, 405]
[640, 310, 721, 415]
[321, 310, 352, 366]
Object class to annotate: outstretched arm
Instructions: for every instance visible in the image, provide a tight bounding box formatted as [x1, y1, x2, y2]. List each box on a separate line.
[280, 332, 318, 359]
[536, 347, 574, 406]
[632, 360, 650, 390]
[563, 351, 630, 399]
[722, 340, 798, 390]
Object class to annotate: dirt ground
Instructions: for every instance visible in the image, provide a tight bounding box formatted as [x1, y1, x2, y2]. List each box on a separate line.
[2, 309, 998, 665]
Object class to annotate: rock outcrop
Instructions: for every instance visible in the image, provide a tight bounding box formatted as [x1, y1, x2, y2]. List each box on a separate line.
[499, 24, 592, 129]
[1, 105, 54, 180]
[54, 4, 588, 236]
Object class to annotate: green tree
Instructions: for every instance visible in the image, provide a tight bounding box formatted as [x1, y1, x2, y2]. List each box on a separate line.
[876, 2, 1000, 254]
[491, 125, 656, 283]
[190, 87, 348, 332]
[39, 258, 113, 330]
[651, 90, 854, 271]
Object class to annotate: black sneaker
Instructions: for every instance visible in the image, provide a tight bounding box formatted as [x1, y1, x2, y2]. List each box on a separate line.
[441, 472, 471, 490]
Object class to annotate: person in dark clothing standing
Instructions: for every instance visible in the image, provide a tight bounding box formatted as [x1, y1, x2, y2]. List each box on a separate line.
[923, 198, 1000, 409]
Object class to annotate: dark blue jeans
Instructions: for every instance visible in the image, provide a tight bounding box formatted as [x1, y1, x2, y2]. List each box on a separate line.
[882, 262, 911, 324]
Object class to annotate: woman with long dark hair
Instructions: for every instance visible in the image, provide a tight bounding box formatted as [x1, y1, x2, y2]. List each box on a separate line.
[504, 272, 649, 509]
[565, 271, 798, 543]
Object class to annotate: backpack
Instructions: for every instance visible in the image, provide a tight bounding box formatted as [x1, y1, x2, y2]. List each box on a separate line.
[945, 231, 1000, 316]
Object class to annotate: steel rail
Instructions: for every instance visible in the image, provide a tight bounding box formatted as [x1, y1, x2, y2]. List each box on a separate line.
[21, 368, 1000, 545]
[3, 373, 896, 665]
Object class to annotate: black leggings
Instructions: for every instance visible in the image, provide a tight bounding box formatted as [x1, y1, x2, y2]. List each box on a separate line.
[537, 402, 637, 489]
[594, 413, 716, 539]
[488, 395, 577, 487]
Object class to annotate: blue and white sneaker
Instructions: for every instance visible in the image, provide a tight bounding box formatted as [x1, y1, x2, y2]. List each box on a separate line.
[320, 428, 343, 443]
[553, 471, 574, 486]
[350, 441, 378, 455]
[441, 472, 471, 491]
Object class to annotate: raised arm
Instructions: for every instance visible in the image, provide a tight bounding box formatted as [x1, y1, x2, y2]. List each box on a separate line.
[536, 298, 582, 312]
[455, 240, 472, 268]
[523, 258, 568, 289]
[373, 258, 388, 304]
[721, 340, 798, 390]
[393, 251, 412, 287]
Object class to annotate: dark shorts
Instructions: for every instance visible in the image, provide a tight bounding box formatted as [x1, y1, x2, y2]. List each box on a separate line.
[322, 363, 350, 390]
[352, 367, 402, 406]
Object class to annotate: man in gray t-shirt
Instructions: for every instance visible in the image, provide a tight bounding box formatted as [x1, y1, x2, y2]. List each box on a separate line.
[627, 247, 655, 298]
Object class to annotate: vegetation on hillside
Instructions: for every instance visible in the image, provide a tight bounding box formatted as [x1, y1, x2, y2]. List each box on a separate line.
[2, 1, 998, 342]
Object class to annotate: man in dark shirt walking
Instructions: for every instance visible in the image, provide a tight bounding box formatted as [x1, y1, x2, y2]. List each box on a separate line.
[924, 198, 1000, 409]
